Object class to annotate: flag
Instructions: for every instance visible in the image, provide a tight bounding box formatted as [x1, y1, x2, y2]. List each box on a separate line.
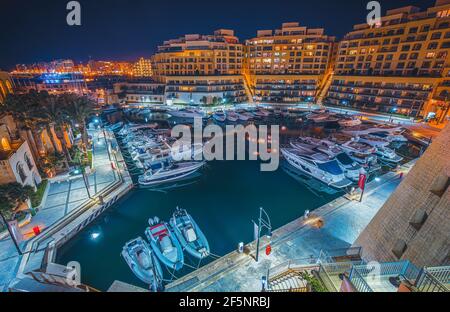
[358, 174, 367, 190]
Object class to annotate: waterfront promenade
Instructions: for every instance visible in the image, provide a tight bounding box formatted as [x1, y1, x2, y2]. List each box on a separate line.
[165, 161, 416, 292]
[0, 128, 129, 292]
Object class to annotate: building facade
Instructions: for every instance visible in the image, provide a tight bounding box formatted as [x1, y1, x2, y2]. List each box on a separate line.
[113, 81, 165, 105]
[0, 72, 14, 104]
[245, 22, 335, 103]
[354, 123, 450, 268]
[152, 29, 248, 104]
[0, 115, 42, 188]
[328, 0, 450, 118]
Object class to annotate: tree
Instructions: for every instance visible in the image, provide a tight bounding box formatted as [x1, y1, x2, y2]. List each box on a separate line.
[62, 94, 95, 154]
[0, 183, 34, 221]
[41, 94, 72, 168]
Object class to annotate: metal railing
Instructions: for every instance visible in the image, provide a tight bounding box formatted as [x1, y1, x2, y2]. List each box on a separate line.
[415, 266, 450, 292]
[349, 267, 373, 292]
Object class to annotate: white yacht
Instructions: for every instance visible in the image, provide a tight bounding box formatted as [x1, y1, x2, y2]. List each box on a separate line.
[234, 110, 251, 121]
[281, 148, 352, 189]
[226, 111, 239, 122]
[375, 146, 403, 163]
[290, 138, 364, 182]
[212, 110, 226, 122]
[337, 139, 378, 167]
[370, 131, 408, 143]
[169, 108, 206, 119]
[338, 117, 362, 127]
[138, 161, 205, 187]
[358, 134, 390, 147]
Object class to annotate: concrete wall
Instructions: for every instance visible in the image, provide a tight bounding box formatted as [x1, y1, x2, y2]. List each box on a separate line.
[354, 124, 450, 267]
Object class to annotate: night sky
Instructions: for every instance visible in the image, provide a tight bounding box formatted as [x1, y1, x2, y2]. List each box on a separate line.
[0, 0, 436, 70]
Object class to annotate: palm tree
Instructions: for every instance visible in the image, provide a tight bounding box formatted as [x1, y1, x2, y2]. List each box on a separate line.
[0, 183, 34, 221]
[40, 94, 72, 168]
[63, 94, 95, 154]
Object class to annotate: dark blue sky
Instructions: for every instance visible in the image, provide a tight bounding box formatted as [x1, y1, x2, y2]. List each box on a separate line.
[0, 0, 435, 70]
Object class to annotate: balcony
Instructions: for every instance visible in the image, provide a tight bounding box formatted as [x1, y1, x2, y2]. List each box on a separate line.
[415, 266, 450, 292]
[349, 260, 421, 292]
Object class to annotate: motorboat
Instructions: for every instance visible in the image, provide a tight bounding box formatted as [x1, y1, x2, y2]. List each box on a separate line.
[370, 131, 408, 143]
[138, 161, 205, 187]
[358, 134, 390, 147]
[234, 111, 251, 121]
[338, 117, 362, 127]
[375, 146, 403, 163]
[146, 218, 184, 271]
[212, 110, 226, 122]
[121, 237, 163, 290]
[169, 108, 206, 119]
[235, 109, 254, 120]
[170, 207, 210, 260]
[307, 112, 330, 123]
[226, 111, 239, 122]
[253, 108, 270, 117]
[290, 137, 364, 182]
[281, 148, 353, 189]
[336, 139, 378, 167]
[343, 123, 405, 136]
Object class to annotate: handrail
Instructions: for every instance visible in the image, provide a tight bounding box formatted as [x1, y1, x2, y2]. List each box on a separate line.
[349, 267, 373, 292]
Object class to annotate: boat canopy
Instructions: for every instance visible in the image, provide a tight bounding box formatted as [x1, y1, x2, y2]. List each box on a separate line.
[317, 160, 344, 175]
[336, 153, 354, 166]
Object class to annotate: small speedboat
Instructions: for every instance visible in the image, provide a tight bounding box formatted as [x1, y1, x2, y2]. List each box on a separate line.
[226, 111, 239, 122]
[121, 237, 164, 290]
[338, 117, 362, 127]
[213, 110, 226, 122]
[376, 146, 403, 163]
[146, 217, 184, 271]
[138, 161, 205, 187]
[170, 207, 210, 260]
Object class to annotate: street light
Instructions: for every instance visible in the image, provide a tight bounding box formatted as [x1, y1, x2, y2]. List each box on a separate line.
[253, 207, 272, 263]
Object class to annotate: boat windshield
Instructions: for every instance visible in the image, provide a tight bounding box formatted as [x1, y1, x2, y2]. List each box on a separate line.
[336, 153, 354, 165]
[317, 160, 343, 175]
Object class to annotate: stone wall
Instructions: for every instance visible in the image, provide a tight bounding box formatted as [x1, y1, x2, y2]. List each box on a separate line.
[354, 124, 450, 268]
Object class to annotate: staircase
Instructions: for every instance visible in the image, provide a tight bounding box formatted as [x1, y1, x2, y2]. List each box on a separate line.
[316, 71, 334, 106]
[267, 269, 309, 292]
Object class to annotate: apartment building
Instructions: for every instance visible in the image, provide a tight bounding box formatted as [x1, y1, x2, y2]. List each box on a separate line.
[151, 29, 247, 105]
[245, 22, 335, 103]
[328, 0, 450, 118]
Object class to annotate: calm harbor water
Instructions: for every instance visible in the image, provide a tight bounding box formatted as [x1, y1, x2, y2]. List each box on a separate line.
[56, 159, 341, 291]
[56, 112, 421, 291]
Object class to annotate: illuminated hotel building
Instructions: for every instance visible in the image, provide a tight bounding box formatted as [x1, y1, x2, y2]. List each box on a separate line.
[245, 22, 335, 103]
[152, 29, 247, 105]
[327, 0, 450, 119]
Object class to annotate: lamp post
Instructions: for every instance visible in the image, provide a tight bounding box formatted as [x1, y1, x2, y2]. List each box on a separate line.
[0, 211, 22, 256]
[253, 207, 272, 263]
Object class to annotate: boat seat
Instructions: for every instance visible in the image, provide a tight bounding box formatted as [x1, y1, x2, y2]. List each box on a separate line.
[184, 226, 197, 243]
[160, 236, 174, 254]
[137, 250, 151, 270]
